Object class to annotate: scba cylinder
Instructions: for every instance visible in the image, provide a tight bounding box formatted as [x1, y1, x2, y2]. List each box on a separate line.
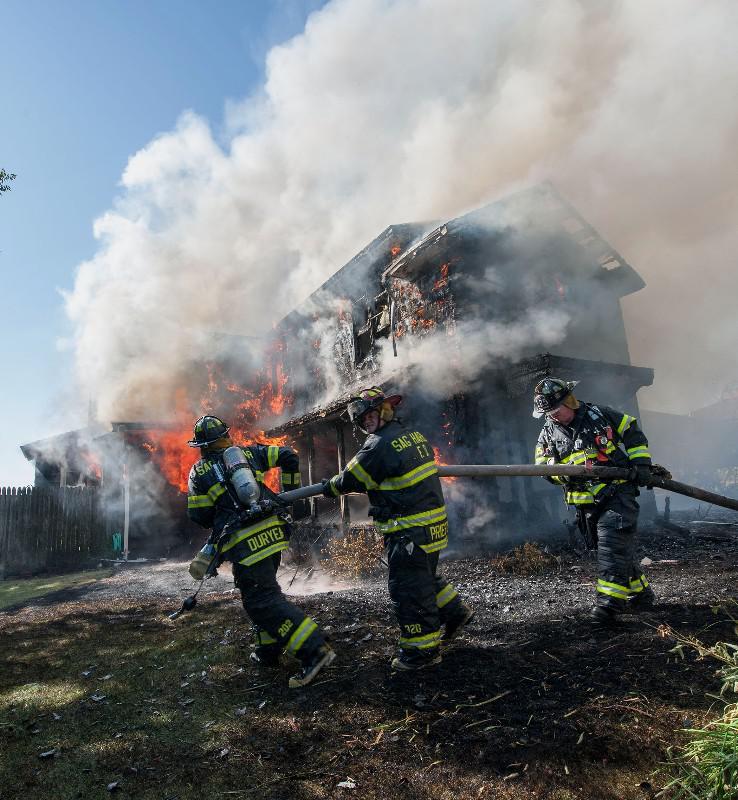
[222, 446, 261, 506]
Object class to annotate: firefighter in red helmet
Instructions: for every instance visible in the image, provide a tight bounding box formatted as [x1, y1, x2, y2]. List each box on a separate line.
[533, 378, 657, 625]
[322, 388, 474, 670]
[186, 415, 335, 688]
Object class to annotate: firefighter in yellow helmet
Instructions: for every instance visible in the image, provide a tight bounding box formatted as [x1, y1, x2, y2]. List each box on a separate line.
[186, 415, 335, 688]
[322, 388, 474, 670]
[533, 378, 657, 624]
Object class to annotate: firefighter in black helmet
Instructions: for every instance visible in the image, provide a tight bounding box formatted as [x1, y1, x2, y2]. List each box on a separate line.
[322, 389, 474, 670]
[532, 379, 657, 624]
[186, 415, 335, 688]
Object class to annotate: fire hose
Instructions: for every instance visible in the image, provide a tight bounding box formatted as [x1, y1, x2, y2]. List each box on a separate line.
[170, 464, 738, 620]
[276, 464, 738, 513]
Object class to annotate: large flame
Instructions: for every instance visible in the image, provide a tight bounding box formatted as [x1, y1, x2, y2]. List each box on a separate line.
[138, 354, 292, 494]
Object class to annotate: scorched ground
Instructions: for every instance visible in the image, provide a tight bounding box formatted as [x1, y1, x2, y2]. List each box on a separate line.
[0, 515, 737, 800]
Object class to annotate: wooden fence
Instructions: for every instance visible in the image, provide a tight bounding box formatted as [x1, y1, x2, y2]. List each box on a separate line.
[0, 486, 110, 578]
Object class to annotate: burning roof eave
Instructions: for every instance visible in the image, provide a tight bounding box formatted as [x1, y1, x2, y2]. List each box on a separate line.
[383, 182, 647, 298]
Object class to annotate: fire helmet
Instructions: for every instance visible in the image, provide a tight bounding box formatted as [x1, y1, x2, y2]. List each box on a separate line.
[347, 387, 402, 432]
[187, 415, 231, 447]
[532, 377, 579, 418]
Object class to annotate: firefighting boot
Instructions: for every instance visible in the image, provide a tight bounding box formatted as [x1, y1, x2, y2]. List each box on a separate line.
[442, 604, 475, 642]
[390, 648, 442, 671]
[628, 585, 657, 612]
[249, 645, 281, 668]
[288, 644, 336, 689]
[589, 600, 625, 626]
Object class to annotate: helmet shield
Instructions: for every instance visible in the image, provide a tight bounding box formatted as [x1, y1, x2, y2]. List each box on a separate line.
[188, 415, 231, 447]
[532, 378, 578, 418]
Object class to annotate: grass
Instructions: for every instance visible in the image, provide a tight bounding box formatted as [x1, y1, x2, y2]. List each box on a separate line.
[490, 542, 559, 576]
[0, 569, 113, 610]
[656, 603, 738, 798]
[0, 565, 730, 800]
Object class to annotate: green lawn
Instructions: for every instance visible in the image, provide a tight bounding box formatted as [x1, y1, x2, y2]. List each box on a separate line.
[0, 569, 113, 610]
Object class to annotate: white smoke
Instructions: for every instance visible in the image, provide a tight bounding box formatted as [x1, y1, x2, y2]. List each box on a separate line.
[64, 0, 738, 419]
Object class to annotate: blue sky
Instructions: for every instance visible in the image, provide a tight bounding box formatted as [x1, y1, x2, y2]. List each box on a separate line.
[0, 0, 325, 485]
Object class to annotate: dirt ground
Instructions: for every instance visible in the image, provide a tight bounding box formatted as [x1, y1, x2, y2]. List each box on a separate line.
[1, 511, 738, 799]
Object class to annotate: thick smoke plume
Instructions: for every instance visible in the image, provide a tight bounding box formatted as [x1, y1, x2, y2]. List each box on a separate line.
[64, 0, 738, 420]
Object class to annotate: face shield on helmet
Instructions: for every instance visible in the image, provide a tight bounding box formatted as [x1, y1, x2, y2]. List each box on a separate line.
[187, 415, 231, 447]
[532, 377, 579, 418]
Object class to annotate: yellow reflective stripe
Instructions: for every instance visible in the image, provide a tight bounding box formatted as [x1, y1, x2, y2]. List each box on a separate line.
[187, 494, 213, 509]
[399, 630, 441, 649]
[285, 618, 318, 655]
[238, 540, 289, 566]
[379, 461, 437, 491]
[254, 470, 265, 483]
[220, 515, 285, 554]
[256, 630, 278, 645]
[347, 457, 379, 490]
[597, 578, 630, 599]
[436, 584, 458, 608]
[630, 575, 649, 591]
[376, 505, 447, 533]
[560, 453, 573, 464]
[617, 414, 636, 436]
[566, 491, 594, 503]
[286, 472, 301, 487]
[207, 483, 227, 502]
[604, 442, 617, 454]
[590, 483, 608, 496]
[627, 447, 651, 460]
[535, 457, 548, 465]
[267, 446, 279, 468]
[328, 476, 340, 497]
[421, 539, 448, 554]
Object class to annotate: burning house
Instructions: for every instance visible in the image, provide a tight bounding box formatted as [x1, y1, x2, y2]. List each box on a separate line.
[18, 182, 658, 559]
[265, 183, 656, 545]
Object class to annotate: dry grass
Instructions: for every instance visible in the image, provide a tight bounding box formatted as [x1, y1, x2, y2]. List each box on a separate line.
[323, 526, 384, 580]
[490, 542, 559, 576]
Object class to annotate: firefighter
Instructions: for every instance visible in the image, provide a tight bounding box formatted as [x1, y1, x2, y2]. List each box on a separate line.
[532, 378, 657, 624]
[322, 388, 474, 670]
[186, 415, 335, 688]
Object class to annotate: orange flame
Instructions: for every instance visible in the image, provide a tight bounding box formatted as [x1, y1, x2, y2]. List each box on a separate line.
[139, 348, 293, 494]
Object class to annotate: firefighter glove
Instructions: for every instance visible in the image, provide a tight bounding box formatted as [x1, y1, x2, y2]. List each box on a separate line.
[631, 464, 653, 487]
[321, 478, 336, 499]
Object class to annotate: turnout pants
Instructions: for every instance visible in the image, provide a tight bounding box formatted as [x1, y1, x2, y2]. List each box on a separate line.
[386, 527, 466, 655]
[233, 554, 324, 663]
[589, 491, 651, 609]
